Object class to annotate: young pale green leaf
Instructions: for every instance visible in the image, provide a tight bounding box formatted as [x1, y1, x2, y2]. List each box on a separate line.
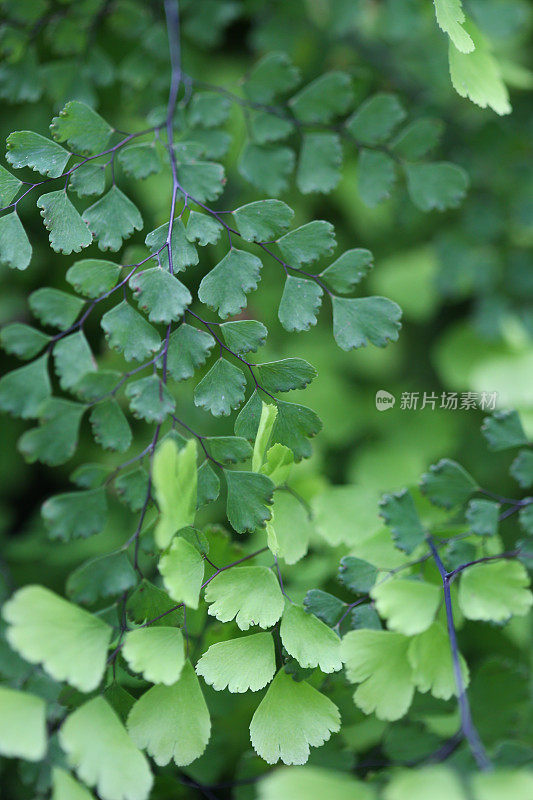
[261, 443, 294, 486]
[385, 766, 468, 800]
[358, 150, 396, 207]
[0, 354, 50, 419]
[408, 622, 469, 700]
[194, 358, 246, 417]
[59, 697, 153, 800]
[371, 578, 441, 635]
[0, 686, 47, 762]
[346, 93, 406, 145]
[391, 118, 444, 160]
[118, 143, 161, 179]
[341, 630, 414, 720]
[83, 187, 143, 251]
[18, 398, 86, 466]
[433, 0, 474, 53]
[0, 212, 32, 270]
[165, 323, 214, 381]
[233, 199, 294, 242]
[244, 52, 300, 104]
[189, 91, 231, 127]
[258, 766, 375, 800]
[66, 259, 121, 298]
[219, 320, 267, 355]
[6, 130, 70, 177]
[405, 162, 468, 212]
[125, 376, 175, 423]
[159, 535, 204, 609]
[379, 489, 426, 554]
[203, 436, 252, 465]
[297, 132, 342, 194]
[51, 101, 113, 155]
[449, 22, 511, 115]
[196, 632, 276, 692]
[0, 322, 49, 360]
[338, 556, 378, 593]
[66, 552, 136, 605]
[290, 71, 352, 123]
[185, 210, 223, 246]
[153, 438, 197, 549]
[145, 219, 198, 272]
[52, 768, 96, 800]
[225, 470, 274, 533]
[332, 296, 402, 351]
[420, 458, 478, 508]
[250, 669, 341, 765]
[481, 410, 528, 451]
[278, 275, 323, 332]
[255, 358, 316, 394]
[238, 143, 295, 196]
[177, 160, 225, 203]
[471, 770, 533, 800]
[127, 661, 210, 767]
[29, 287, 84, 330]
[280, 604, 342, 672]
[319, 249, 373, 294]
[510, 450, 533, 489]
[466, 498, 499, 536]
[101, 301, 161, 362]
[458, 560, 533, 622]
[252, 401, 278, 471]
[53, 331, 96, 390]
[205, 566, 283, 629]
[198, 248, 262, 319]
[0, 163, 22, 205]
[126, 579, 184, 629]
[122, 627, 185, 686]
[266, 491, 311, 564]
[3, 586, 112, 691]
[42, 487, 107, 540]
[129, 267, 191, 324]
[278, 221, 335, 266]
[37, 190, 93, 254]
[69, 163, 106, 197]
[90, 399, 132, 452]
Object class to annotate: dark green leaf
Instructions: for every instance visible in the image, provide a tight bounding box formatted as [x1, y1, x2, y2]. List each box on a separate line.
[66, 259, 121, 298]
[0, 213, 32, 270]
[0, 354, 51, 419]
[466, 499, 499, 537]
[420, 459, 479, 508]
[519, 505, 533, 537]
[72, 370, 122, 402]
[130, 267, 192, 324]
[198, 248, 262, 319]
[244, 52, 300, 104]
[185, 211, 223, 246]
[6, 130, 70, 178]
[0, 323, 49, 360]
[126, 579, 184, 628]
[405, 162, 468, 212]
[203, 436, 252, 464]
[332, 296, 402, 350]
[219, 320, 267, 354]
[238, 143, 294, 196]
[53, 331, 96, 390]
[125, 376, 176, 423]
[193, 358, 246, 417]
[391, 118, 444, 160]
[177, 161, 225, 203]
[83, 187, 143, 251]
[197, 461, 220, 508]
[29, 288, 84, 330]
[0, 164, 22, 205]
[118, 143, 161, 179]
[273, 398, 322, 461]
[224, 470, 274, 533]
[255, 358, 316, 393]
[71, 463, 109, 489]
[290, 71, 353, 123]
[165, 324, 214, 382]
[358, 150, 396, 207]
[277, 221, 335, 266]
[101, 301, 161, 362]
[115, 467, 150, 512]
[50, 100, 113, 155]
[379, 489, 426, 554]
[69, 163, 106, 197]
[18, 398, 86, 465]
[42, 487, 107, 540]
[320, 249, 373, 294]
[233, 199, 293, 242]
[481, 410, 528, 451]
[67, 552, 136, 605]
[350, 605, 382, 630]
[145, 219, 198, 272]
[338, 556, 379, 593]
[278, 276, 323, 332]
[303, 590, 345, 627]
[297, 132, 342, 194]
[249, 111, 294, 144]
[510, 450, 533, 489]
[90, 399, 132, 452]
[188, 92, 231, 127]
[346, 93, 406, 145]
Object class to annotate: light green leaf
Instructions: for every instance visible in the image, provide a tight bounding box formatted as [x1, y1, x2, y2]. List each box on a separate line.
[408, 622, 469, 700]
[433, 0, 475, 53]
[198, 248, 262, 319]
[379, 489, 426, 554]
[59, 697, 153, 800]
[371, 578, 441, 635]
[159, 535, 204, 609]
[83, 187, 143, 251]
[3, 585, 112, 691]
[385, 766, 468, 800]
[145, 219, 198, 272]
[53, 331, 96, 390]
[290, 71, 352, 123]
[266, 491, 311, 564]
[346, 93, 406, 145]
[30, 287, 84, 330]
[297, 132, 342, 194]
[0, 212, 32, 270]
[405, 162, 468, 212]
[244, 52, 300, 104]
[165, 323, 214, 381]
[122, 627, 185, 686]
[466, 498, 499, 536]
[66, 552, 136, 605]
[420, 458, 478, 508]
[225, 470, 274, 533]
[196, 632, 276, 692]
[18, 398, 86, 466]
[42, 487, 107, 540]
[259, 767, 375, 800]
[177, 160, 225, 203]
[220, 320, 267, 355]
[0, 163, 22, 205]
[0, 353, 51, 419]
[69, 163, 106, 197]
[205, 566, 283, 629]
[278, 221, 335, 266]
[52, 768, 96, 800]
[127, 661, 210, 767]
[358, 150, 396, 207]
[0, 322, 49, 360]
[261, 444, 294, 486]
[101, 301, 161, 362]
[194, 358, 246, 417]
[238, 143, 295, 196]
[129, 267, 191, 324]
[250, 669, 341, 765]
[252, 402, 278, 472]
[341, 630, 414, 720]
[185, 210, 223, 246]
[153, 438, 197, 549]
[278, 275, 323, 332]
[66, 259, 120, 298]
[312, 485, 380, 547]
[459, 560, 533, 622]
[90, 399, 132, 452]
[332, 296, 402, 351]
[471, 770, 533, 800]
[125, 376, 175, 423]
[51, 101, 113, 155]
[37, 190, 93, 254]
[118, 143, 160, 179]
[6, 130, 70, 177]
[449, 22, 511, 115]
[481, 410, 528, 451]
[319, 249, 373, 294]
[0, 686, 47, 761]
[255, 358, 316, 394]
[233, 199, 293, 242]
[280, 604, 342, 672]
